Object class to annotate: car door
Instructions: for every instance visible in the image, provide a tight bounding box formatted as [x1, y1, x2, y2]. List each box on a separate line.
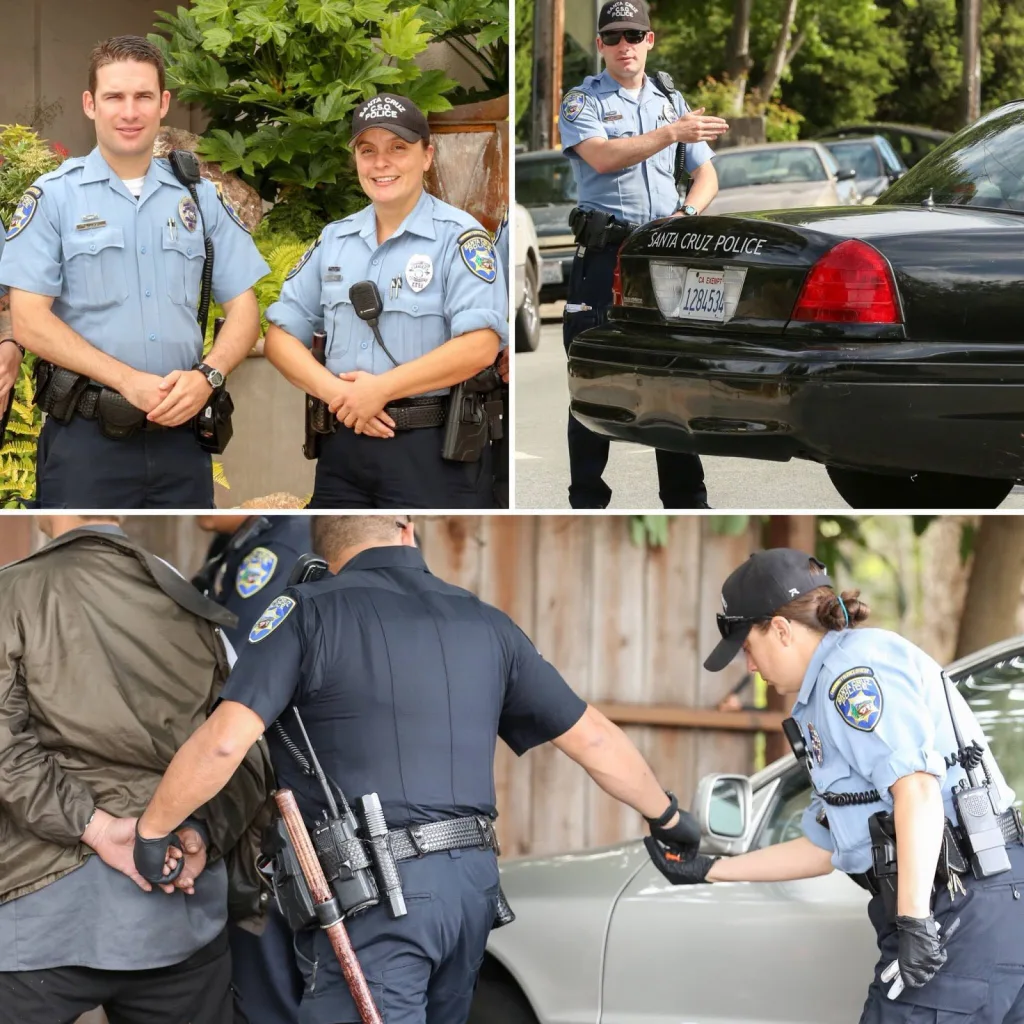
[598, 638, 1024, 1024]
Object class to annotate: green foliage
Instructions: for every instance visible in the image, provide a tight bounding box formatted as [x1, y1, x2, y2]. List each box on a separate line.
[0, 125, 66, 507]
[418, 0, 509, 102]
[150, 0, 459, 223]
[690, 76, 804, 141]
[629, 514, 670, 548]
[514, 0, 532, 140]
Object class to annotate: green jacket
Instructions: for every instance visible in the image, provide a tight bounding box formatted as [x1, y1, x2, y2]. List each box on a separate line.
[0, 527, 275, 913]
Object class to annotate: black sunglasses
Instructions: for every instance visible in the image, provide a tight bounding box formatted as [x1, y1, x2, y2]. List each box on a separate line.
[600, 29, 647, 45]
[716, 613, 768, 639]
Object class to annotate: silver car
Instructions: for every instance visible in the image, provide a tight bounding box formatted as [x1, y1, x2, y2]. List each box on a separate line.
[470, 636, 1024, 1023]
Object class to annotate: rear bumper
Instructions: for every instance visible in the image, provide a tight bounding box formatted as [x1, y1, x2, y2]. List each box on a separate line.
[567, 323, 1024, 479]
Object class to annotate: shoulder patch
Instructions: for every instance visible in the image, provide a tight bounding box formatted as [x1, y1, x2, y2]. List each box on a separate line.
[457, 228, 497, 283]
[6, 187, 43, 240]
[236, 546, 279, 598]
[561, 89, 588, 123]
[249, 595, 296, 643]
[218, 188, 250, 234]
[286, 236, 321, 281]
[831, 667, 883, 732]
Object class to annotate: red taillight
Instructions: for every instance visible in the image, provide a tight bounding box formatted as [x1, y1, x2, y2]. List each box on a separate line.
[611, 238, 630, 306]
[792, 239, 901, 324]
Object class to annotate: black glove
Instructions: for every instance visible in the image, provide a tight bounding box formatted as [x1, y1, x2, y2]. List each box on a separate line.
[644, 836, 716, 885]
[896, 915, 947, 989]
[133, 822, 186, 884]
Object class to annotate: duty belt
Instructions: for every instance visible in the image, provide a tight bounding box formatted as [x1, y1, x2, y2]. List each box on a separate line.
[569, 207, 639, 250]
[392, 815, 499, 860]
[384, 396, 447, 431]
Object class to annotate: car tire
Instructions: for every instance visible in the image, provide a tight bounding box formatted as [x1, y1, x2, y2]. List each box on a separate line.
[826, 466, 1013, 509]
[515, 259, 542, 352]
[467, 972, 539, 1024]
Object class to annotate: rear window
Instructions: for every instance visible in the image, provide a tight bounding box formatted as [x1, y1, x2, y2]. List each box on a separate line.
[515, 158, 578, 206]
[714, 147, 827, 188]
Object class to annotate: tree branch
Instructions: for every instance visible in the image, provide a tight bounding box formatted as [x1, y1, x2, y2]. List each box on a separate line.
[755, 0, 799, 103]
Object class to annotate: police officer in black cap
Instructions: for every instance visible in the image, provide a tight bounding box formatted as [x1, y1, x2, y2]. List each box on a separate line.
[137, 515, 699, 1024]
[191, 514, 312, 1024]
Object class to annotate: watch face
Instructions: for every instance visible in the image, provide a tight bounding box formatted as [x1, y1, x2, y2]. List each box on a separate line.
[209, 369, 225, 388]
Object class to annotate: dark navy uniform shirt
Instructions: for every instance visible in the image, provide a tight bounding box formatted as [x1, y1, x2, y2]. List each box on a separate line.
[220, 545, 586, 829]
[200, 517, 312, 650]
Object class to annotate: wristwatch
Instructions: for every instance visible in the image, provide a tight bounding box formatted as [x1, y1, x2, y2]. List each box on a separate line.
[193, 361, 225, 390]
[681, 205, 698, 217]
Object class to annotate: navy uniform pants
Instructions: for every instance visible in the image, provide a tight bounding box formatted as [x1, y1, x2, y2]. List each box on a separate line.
[860, 841, 1024, 1023]
[293, 848, 499, 1024]
[229, 913, 304, 1024]
[309, 425, 494, 509]
[562, 245, 707, 509]
[35, 416, 214, 509]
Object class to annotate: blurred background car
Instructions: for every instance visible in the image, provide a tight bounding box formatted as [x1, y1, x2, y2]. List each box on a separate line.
[515, 149, 578, 302]
[818, 134, 908, 202]
[816, 122, 952, 168]
[702, 141, 861, 214]
[514, 202, 543, 352]
[470, 635, 1024, 1023]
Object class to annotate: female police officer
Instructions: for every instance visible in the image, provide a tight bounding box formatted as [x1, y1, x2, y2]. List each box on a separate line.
[263, 94, 507, 509]
[647, 548, 1024, 1023]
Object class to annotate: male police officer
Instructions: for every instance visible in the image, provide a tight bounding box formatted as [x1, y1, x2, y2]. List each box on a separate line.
[263, 95, 507, 509]
[136, 515, 700, 1024]
[0, 36, 269, 509]
[191, 514, 312, 1024]
[0, 231, 23, 436]
[559, 0, 729, 509]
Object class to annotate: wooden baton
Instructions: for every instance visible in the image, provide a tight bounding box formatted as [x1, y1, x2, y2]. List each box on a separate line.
[274, 789, 383, 1024]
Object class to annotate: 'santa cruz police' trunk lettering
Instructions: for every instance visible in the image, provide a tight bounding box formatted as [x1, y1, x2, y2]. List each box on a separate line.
[646, 230, 768, 256]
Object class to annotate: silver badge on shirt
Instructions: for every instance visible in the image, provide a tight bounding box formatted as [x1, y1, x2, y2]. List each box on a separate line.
[405, 254, 433, 293]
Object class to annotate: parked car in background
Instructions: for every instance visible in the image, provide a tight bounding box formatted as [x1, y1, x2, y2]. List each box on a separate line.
[818, 134, 908, 201]
[703, 141, 860, 214]
[816, 122, 952, 168]
[514, 203, 542, 352]
[515, 149, 578, 302]
[470, 635, 1024, 1024]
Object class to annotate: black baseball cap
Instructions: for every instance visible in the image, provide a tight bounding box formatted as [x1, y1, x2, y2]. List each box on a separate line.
[350, 94, 431, 145]
[704, 549, 833, 672]
[598, 0, 651, 32]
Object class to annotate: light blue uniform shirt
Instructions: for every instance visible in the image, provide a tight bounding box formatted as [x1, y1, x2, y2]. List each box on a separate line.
[793, 628, 1015, 874]
[265, 190, 508, 392]
[559, 70, 715, 224]
[0, 148, 270, 377]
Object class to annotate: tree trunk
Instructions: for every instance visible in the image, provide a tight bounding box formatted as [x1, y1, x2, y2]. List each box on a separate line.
[754, 0, 799, 104]
[954, 517, 1024, 659]
[724, 0, 754, 116]
[961, 0, 981, 126]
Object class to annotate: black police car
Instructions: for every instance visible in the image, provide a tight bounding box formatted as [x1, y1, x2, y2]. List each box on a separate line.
[567, 100, 1024, 509]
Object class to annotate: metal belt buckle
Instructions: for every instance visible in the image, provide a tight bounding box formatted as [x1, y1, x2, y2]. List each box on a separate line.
[408, 825, 429, 857]
[476, 816, 500, 856]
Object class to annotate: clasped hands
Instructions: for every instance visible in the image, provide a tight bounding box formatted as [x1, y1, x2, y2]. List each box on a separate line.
[120, 368, 214, 428]
[326, 370, 397, 439]
[82, 808, 207, 896]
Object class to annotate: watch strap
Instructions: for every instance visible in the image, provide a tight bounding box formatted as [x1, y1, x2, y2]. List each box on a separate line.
[647, 791, 679, 828]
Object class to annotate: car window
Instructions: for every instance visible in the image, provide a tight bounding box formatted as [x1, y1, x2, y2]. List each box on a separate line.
[824, 140, 883, 179]
[754, 769, 812, 849]
[515, 158, 578, 206]
[820, 148, 842, 177]
[713, 147, 828, 188]
[880, 105, 1024, 211]
[876, 137, 905, 174]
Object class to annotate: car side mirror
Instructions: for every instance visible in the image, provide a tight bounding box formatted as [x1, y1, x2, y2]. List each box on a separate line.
[836, 168, 857, 182]
[889, 170, 904, 182]
[692, 773, 753, 853]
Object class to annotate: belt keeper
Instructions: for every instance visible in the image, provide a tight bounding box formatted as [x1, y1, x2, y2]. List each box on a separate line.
[408, 826, 428, 857]
[313, 896, 343, 928]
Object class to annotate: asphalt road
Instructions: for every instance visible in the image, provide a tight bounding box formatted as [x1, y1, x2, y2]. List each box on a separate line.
[514, 306, 1024, 510]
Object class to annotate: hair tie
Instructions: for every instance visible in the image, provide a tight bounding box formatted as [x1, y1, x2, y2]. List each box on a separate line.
[837, 595, 850, 628]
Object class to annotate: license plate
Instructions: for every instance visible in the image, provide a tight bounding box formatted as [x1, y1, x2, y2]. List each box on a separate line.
[541, 261, 563, 285]
[649, 264, 747, 323]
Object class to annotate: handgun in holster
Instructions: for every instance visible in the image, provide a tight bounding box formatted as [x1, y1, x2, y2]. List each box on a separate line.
[303, 330, 332, 460]
[441, 361, 504, 463]
[869, 811, 899, 923]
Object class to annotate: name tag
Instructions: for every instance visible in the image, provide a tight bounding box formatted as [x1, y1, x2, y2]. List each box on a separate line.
[323, 273, 342, 282]
[75, 216, 107, 231]
[603, 111, 623, 122]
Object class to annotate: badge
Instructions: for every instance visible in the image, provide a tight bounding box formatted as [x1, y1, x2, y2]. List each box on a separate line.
[212, 561, 228, 599]
[405, 254, 433, 292]
[249, 595, 296, 643]
[662, 102, 677, 123]
[218, 190, 250, 234]
[832, 668, 883, 732]
[457, 229, 497, 283]
[808, 723, 824, 766]
[286, 236, 321, 281]
[179, 196, 199, 233]
[236, 546, 279, 599]
[6, 186, 42, 240]
[561, 89, 588, 123]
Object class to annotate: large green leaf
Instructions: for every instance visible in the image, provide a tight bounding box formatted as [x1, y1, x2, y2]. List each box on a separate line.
[313, 84, 354, 123]
[378, 9, 432, 60]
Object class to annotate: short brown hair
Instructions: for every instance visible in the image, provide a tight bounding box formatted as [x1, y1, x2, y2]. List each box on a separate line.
[755, 560, 870, 634]
[89, 36, 166, 95]
[312, 516, 410, 562]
